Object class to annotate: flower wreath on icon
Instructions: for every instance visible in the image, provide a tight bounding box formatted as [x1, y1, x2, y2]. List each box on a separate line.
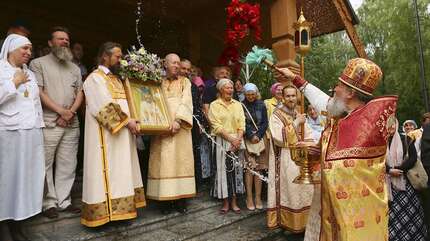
[120, 46, 171, 134]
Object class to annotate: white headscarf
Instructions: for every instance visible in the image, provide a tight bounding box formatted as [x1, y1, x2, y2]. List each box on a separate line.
[0, 34, 31, 60]
[216, 78, 233, 90]
[243, 83, 258, 93]
[386, 119, 406, 200]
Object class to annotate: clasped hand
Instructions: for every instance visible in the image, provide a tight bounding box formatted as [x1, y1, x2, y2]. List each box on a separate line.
[229, 136, 242, 152]
[56, 108, 75, 127]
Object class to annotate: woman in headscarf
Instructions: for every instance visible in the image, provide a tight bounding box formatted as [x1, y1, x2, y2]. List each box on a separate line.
[264, 82, 283, 118]
[386, 119, 427, 241]
[0, 34, 45, 240]
[208, 78, 245, 214]
[241, 83, 268, 210]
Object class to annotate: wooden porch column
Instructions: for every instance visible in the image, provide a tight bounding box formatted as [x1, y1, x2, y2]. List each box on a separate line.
[270, 0, 300, 74]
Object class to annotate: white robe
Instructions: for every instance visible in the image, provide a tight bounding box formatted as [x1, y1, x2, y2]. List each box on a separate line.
[267, 107, 314, 232]
[81, 68, 145, 227]
[0, 60, 45, 221]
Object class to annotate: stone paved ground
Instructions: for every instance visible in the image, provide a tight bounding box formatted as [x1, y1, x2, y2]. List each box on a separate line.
[23, 190, 304, 241]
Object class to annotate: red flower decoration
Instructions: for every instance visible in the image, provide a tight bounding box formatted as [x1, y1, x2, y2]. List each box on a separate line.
[218, 0, 262, 75]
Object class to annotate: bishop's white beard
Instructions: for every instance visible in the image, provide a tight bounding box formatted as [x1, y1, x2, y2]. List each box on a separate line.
[52, 46, 73, 62]
[327, 96, 348, 117]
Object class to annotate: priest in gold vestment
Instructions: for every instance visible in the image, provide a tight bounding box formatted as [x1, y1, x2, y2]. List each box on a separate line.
[81, 42, 145, 227]
[280, 58, 398, 241]
[267, 85, 314, 232]
[147, 53, 195, 214]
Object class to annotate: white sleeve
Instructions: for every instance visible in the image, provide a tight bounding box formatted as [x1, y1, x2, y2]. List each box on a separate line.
[0, 77, 17, 106]
[83, 74, 113, 117]
[269, 114, 285, 147]
[302, 83, 330, 114]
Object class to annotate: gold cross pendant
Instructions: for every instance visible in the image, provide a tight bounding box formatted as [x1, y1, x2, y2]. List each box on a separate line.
[24, 89, 29, 97]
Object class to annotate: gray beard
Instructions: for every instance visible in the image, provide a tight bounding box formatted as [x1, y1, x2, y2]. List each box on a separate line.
[52, 46, 73, 62]
[327, 96, 348, 117]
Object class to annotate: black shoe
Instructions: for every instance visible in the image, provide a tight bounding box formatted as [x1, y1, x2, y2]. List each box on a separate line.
[159, 201, 173, 215]
[176, 206, 188, 214]
[42, 207, 58, 219]
[174, 200, 188, 214]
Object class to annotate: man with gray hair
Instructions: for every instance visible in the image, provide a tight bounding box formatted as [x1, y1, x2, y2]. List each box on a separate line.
[30, 26, 84, 219]
[148, 53, 195, 214]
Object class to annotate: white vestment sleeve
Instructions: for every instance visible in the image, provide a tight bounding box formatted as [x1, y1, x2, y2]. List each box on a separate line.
[302, 84, 330, 114]
[0, 77, 17, 106]
[83, 74, 114, 117]
[270, 114, 286, 147]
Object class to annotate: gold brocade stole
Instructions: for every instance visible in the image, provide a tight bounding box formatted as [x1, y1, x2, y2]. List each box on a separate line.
[320, 118, 336, 161]
[96, 69, 127, 99]
[272, 109, 299, 147]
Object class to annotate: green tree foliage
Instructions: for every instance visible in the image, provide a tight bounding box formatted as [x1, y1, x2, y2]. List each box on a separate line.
[238, 63, 275, 99]
[304, 0, 430, 123]
[305, 32, 356, 94]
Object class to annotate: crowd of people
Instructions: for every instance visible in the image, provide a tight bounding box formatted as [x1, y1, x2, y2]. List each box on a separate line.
[1, 21, 430, 241]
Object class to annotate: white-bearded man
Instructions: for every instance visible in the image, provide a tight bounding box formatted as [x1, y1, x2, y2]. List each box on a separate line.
[279, 58, 398, 241]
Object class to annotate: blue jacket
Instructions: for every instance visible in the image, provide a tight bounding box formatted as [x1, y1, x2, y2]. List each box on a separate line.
[242, 99, 268, 140]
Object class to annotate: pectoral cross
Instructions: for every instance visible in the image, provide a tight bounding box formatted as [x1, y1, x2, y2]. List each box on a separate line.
[24, 89, 29, 97]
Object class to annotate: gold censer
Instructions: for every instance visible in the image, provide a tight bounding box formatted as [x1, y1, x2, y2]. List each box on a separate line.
[290, 142, 320, 184]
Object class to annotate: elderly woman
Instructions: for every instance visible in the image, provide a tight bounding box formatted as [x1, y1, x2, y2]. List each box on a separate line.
[386, 119, 427, 241]
[241, 83, 268, 210]
[0, 34, 45, 240]
[264, 83, 283, 118]
[208, 78, 245, 214]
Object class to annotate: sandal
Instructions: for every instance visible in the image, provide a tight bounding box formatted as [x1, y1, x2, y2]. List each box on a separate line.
[255, 200, 263, 210]
[219, 208, 229, 214]
[246, 200, 255, 211]
[232, 207, 241, 214]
